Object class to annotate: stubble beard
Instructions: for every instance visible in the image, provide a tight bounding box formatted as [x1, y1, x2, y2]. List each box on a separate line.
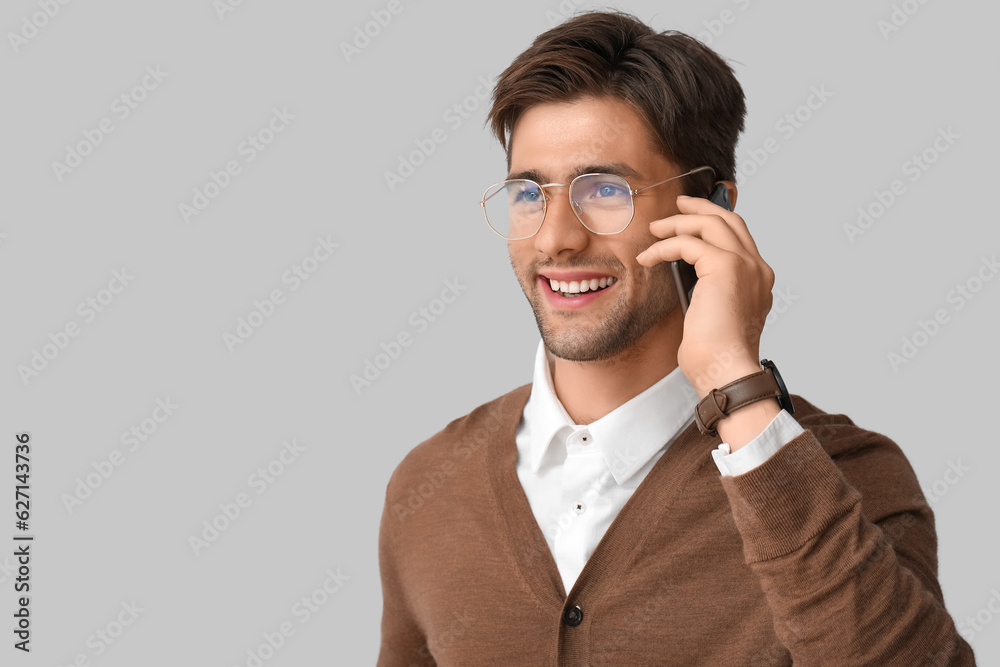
[514, 259, 678, 363]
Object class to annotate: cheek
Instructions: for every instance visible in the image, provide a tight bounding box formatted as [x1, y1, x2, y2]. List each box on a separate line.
[620, 221, 659, 249]
[507, 244, 525, 266]
[508, 246, 535, 282]
[616, 234, 658, 273]
[627, 248, 675, 292]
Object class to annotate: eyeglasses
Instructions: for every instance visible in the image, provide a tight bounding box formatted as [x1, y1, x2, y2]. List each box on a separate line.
[479, 165, 715, 240]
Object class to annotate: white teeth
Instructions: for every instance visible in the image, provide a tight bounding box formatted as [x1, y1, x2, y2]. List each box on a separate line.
[549, 276, 617, 295]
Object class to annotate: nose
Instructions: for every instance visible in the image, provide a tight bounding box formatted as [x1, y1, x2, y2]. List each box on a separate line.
[532, 185, 589, 259]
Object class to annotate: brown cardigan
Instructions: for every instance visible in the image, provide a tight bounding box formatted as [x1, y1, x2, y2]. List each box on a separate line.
[378, 384, 975, 666]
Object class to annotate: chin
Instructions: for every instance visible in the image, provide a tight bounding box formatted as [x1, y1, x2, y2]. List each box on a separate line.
[530, 295, 679, 365]
[533, 313, 643, 363]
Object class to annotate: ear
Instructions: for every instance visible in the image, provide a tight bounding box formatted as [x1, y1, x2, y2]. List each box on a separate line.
[719, 180, 738, 210]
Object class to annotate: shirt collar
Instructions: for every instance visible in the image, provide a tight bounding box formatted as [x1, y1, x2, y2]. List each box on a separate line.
[524, 339, 701, 484]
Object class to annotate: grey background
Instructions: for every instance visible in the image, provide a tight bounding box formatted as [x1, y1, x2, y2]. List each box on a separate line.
[2, 0, 997, 664]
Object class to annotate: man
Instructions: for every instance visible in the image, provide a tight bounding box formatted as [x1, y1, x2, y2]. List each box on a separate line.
[378, 11, 975, 666]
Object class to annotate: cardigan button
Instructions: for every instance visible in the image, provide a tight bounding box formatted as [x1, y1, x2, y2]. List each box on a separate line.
[563, 605, 583, 627]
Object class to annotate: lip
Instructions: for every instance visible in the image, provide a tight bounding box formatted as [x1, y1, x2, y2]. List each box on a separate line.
[538, 274, 617, 310]
[539, 270, 616, 282]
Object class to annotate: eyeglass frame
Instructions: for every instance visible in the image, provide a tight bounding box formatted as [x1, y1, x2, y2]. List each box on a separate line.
[478, 164, 717, 240]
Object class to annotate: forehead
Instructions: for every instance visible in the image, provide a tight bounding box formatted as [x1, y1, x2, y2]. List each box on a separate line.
[508, 97, 666, 180]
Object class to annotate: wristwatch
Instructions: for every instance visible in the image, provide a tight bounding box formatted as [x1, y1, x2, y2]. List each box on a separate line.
[694, 359, 794, 437]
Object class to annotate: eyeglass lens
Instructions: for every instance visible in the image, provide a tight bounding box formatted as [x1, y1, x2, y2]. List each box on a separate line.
[482, 174, 634, 240]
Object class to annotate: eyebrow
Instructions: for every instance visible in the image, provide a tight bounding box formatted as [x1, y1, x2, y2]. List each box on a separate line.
[506, 162, 643, 183]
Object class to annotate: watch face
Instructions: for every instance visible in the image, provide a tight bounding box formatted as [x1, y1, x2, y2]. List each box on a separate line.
[761, 359, 794, 414]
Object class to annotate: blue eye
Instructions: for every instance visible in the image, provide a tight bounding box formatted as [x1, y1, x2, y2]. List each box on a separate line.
[594, 183, 627, 198]
[511, 184, 543, 205]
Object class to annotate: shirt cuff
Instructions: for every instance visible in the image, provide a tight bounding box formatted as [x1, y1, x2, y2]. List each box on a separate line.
[711, 409, 805, 477]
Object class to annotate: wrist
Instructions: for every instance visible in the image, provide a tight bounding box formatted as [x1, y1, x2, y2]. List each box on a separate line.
[693, 357, 762, 399]
[716, 397, 782, 452]
[693, 358, 793, 448]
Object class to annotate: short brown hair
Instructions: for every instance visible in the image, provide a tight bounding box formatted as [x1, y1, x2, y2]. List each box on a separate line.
[487, 10, 746, 195]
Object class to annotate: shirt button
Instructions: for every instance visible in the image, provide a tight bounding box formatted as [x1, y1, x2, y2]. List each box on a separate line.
[563, 605, 583, 627]
[573, 501, 585, 515]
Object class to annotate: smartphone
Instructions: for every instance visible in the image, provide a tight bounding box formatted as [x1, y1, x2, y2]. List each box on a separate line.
[671, 183, 733, 314]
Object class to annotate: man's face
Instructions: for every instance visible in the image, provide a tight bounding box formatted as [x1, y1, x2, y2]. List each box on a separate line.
[506, 96, 685, 362]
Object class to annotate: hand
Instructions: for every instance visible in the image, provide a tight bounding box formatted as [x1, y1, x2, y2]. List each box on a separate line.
[636, 194, 775, 398]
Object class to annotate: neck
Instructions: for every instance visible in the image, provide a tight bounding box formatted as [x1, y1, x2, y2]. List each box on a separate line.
[548, 309, 684, 424]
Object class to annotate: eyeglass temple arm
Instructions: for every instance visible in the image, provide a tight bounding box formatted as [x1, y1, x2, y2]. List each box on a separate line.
[631, 165, 716, 195]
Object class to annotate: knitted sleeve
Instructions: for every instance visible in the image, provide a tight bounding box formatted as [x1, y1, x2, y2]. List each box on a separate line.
[718, 413, 976, 666]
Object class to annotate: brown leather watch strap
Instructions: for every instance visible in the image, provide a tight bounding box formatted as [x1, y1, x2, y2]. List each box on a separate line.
[694, 367, 782, 436]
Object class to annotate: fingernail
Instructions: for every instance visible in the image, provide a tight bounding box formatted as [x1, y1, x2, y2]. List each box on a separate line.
[677, 195, 691, 199]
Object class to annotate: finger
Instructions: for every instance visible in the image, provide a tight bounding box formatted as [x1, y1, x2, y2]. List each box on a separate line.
[635, 234, 735, 270]
[675, 195, 762, 257]
[648, 214, 746, 256]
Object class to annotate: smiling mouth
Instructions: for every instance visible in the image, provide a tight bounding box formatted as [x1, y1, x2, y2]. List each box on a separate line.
[545, 276, 618, 298]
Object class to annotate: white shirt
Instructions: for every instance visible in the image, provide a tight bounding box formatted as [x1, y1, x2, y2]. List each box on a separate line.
[515, 340, 805, 595]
